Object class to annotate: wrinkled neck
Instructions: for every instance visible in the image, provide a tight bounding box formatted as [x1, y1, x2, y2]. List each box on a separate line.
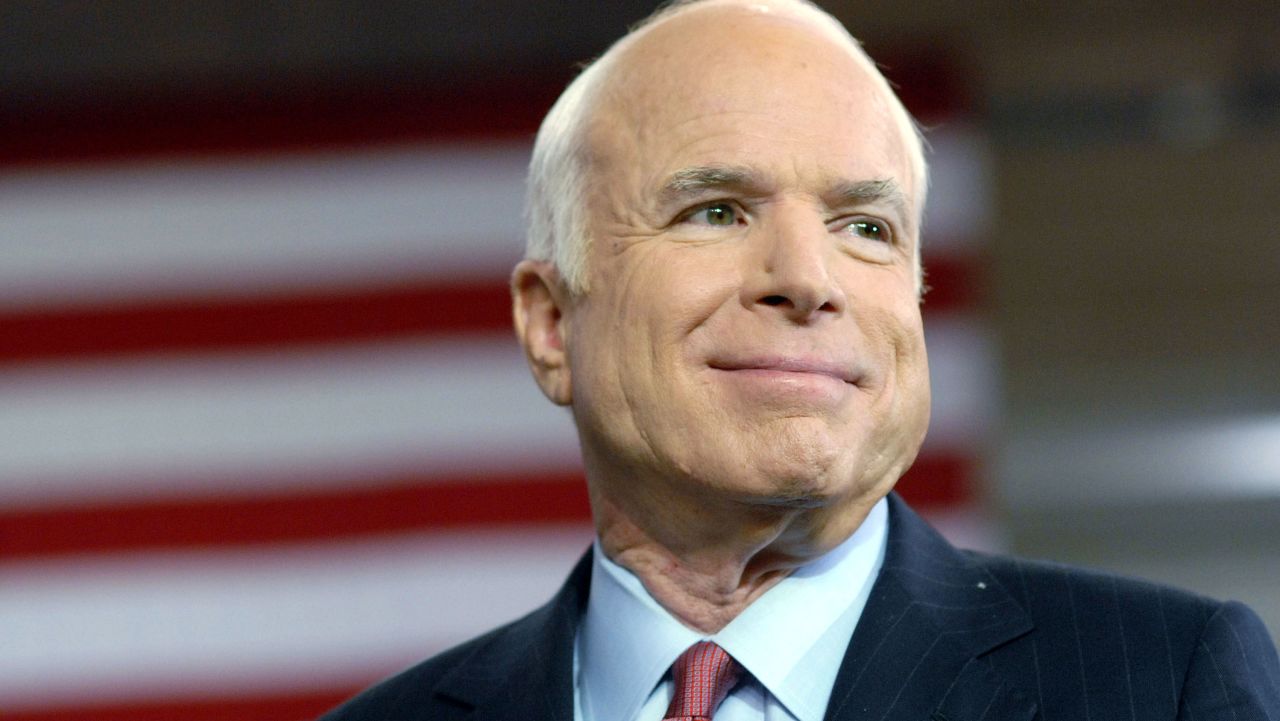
[591, 482, 878, 633]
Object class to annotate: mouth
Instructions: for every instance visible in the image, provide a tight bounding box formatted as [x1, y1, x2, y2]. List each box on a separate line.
[707, 357, 861, 386]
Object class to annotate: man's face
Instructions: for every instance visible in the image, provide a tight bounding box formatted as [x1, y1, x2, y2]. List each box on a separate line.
[557, 6, 930, 514]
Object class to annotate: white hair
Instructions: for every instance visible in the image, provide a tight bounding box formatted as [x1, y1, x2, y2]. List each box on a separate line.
[523, 0, 931, 294]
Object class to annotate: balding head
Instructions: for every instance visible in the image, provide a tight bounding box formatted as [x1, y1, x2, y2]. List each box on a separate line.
[523, 0, 928, 294]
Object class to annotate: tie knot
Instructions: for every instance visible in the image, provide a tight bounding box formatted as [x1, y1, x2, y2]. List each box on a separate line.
[663, 641, 742, 721]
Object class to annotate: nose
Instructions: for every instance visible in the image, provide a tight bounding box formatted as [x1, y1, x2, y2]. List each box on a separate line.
[741, 210, 847, 323]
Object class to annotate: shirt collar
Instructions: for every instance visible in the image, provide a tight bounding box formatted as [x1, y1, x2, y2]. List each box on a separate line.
[577, 497, 888, 721]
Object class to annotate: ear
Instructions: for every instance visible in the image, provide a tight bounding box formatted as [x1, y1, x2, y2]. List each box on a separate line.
[511, 259, 574, 406]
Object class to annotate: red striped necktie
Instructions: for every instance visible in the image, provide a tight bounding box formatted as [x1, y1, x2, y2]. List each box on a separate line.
[663, 641, 743, 721]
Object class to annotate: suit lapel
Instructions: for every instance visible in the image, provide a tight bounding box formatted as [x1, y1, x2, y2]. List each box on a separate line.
[824, 495, 1038, 721]
[429, 551, 591, 721]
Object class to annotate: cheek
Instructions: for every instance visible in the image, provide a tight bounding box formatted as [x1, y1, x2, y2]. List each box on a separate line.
[888, 301, 926, 361]
[885, 306, 931, 431]
[570, 256, 670, 411]
[858, 292, 929, 401]
[615, 248, 741, 356]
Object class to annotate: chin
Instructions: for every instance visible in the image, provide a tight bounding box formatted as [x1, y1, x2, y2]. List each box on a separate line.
[721, 450, 849, 507]
[727, 430, 858, 507]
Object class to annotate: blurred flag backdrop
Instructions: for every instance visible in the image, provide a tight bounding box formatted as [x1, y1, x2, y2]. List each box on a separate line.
[0, 57, 995, 721]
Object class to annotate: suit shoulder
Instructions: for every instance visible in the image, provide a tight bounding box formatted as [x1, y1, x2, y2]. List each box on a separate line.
[962, 550, 1266, 678]
[963, 550, 1280, 715]
[965, 549, 1222, 628]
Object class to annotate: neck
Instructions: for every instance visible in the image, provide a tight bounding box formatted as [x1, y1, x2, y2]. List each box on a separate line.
[591, 482, 879, 633]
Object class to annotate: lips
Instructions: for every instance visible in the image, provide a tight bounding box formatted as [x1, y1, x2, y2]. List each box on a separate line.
[708, 357, 861, 385]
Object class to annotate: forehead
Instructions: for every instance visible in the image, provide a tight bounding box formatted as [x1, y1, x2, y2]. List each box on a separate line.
[584, 4, 914, 202]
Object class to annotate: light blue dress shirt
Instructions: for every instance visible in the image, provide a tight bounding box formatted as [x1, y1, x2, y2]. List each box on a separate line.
[574, 497, 888, 721]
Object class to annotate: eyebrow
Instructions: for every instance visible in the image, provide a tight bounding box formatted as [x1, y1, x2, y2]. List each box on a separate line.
[826, 178, 911, 228]
[658, 165, 766, 205]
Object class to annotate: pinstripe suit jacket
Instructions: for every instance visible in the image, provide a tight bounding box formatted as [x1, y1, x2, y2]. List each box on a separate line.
[320, 494, 1280, 720]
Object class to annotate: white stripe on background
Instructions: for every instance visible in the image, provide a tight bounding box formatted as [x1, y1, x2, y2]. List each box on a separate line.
[0, 132, 986, 310]
[1000, 413, 1280, 506]
[0, 524, 594, 710]
[0, 317, 990, 508]
[0, 335, 579, 507]
[0, 143, 531, 309]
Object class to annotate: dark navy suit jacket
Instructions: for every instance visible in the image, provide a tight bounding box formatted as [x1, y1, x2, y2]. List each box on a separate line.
[320, 494, 1280, 720]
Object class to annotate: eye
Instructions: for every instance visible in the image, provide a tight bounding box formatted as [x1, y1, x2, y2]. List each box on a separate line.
[686, 202, 739, 227]
[844, 218, 889, 243]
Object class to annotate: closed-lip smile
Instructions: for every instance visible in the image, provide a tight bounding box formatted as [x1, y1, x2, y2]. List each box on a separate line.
[708, 357, 860, 385]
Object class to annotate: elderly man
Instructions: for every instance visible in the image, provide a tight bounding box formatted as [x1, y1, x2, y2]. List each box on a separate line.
[323, 0, 1280, 719]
